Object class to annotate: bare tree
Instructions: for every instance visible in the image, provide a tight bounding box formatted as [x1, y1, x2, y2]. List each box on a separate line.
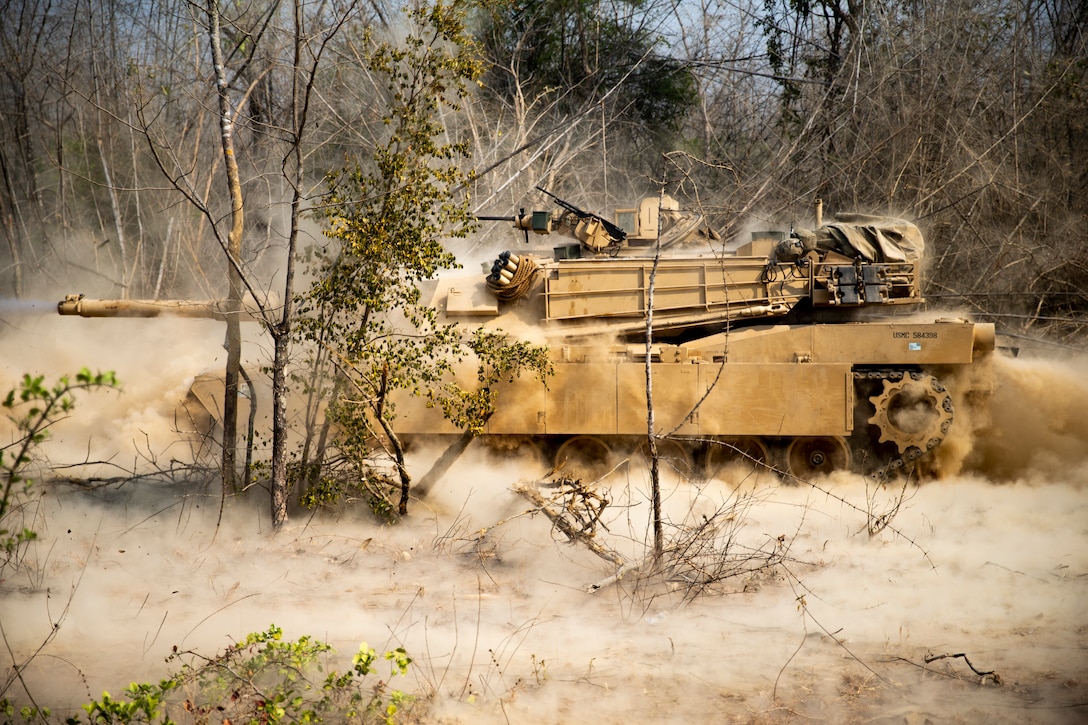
[0, 0, 63, 297]
[129, 0, 368, 524]
[205, 0, 246, 494]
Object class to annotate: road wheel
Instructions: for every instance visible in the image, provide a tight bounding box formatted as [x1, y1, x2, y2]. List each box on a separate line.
[555, 436, 616, 481]
[703, 437, 771, 481]
[786, 436, 851, 479]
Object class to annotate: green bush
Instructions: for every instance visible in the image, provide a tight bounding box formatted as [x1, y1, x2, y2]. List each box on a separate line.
[0, 625, 416, 724]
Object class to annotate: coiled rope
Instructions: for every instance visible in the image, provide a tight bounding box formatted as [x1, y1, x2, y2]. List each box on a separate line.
[486, 252, 540, 302]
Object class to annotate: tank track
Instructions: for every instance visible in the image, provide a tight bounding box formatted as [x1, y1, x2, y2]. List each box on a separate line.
[856, 371, 954, 481]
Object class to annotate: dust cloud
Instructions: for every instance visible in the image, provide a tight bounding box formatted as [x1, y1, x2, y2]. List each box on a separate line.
[968, 354, 1088, 483]
[1, 311, 229, 478]
[1, 312, 1086, 723]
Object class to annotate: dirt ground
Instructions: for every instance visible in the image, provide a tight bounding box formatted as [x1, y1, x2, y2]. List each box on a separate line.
[1, 315, 1086, 723]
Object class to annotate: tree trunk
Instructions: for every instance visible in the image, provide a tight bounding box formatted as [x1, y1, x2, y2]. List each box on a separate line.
[372, 362, 412, 516]
[646, 182, 665, 563]
[0, 150, 24, 298]
[207, 0, 244, 496]
[270, 0, 331, 529]
[95, 134, 128, 295]
[270, 326, 290, 527]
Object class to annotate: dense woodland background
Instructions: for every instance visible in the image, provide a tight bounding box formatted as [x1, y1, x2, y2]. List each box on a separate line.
[1, 0, 1085, 343]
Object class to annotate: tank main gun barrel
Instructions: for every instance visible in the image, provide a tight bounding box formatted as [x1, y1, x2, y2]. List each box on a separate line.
[57, 294, 262, 321]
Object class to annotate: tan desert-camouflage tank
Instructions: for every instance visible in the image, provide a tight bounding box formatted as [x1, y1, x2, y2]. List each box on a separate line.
[400, 193, 994, 481]
[58, 194, 995, 481]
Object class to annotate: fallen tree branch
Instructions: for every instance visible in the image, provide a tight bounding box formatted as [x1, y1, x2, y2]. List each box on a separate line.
[414, 427, 478, 498]
[924, 652, 1001, 683]
[512, 481, 627, 569]
[587, 558, 649, 593]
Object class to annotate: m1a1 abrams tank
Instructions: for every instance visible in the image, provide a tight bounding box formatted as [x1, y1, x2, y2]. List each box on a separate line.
[401, 196, 995, 481]
[56, 194, 995, 482]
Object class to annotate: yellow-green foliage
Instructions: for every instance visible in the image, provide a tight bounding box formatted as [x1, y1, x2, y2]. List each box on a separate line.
[25, 624, 417, 725]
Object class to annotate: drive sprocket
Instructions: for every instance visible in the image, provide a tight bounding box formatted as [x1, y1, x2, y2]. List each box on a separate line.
[868, 372, 954, 455]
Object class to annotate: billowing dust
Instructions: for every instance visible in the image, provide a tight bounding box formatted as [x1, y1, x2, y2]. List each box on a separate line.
[1, 314, 1086, 723]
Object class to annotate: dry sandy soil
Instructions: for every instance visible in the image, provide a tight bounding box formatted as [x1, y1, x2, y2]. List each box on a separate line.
[1, 312, 1086, 723]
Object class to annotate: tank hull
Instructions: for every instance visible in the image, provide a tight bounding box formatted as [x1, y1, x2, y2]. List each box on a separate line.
[397, 318, 995, 479]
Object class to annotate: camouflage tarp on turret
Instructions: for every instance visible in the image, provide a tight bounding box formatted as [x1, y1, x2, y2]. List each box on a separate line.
[792, 214, 924, 263]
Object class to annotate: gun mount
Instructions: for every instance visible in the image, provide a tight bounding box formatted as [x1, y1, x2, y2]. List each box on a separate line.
[479, 189, 719, 255]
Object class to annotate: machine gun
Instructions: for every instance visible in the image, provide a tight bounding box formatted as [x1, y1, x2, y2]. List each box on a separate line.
[535, 186, 627, 250]
[476, 188, 629, 253]
[476, 208, 535, 245]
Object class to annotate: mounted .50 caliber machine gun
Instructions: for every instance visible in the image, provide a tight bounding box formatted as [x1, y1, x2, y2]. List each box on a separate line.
[477, 187, 718, 255]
